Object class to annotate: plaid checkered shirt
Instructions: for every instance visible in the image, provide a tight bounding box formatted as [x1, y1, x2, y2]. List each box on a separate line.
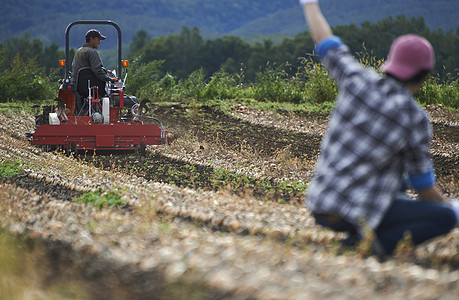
[306, 43, 434, 230]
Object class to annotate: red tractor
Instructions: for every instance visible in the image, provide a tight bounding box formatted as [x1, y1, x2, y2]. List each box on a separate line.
[28, 20, 166, 155]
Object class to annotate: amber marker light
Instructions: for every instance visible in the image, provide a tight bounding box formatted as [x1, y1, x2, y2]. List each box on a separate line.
[122, 60, 129, 67]
[59, 60, 66, 67]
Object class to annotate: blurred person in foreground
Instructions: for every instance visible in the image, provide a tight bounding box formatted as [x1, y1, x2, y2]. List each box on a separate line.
[299, 0, 459, 258]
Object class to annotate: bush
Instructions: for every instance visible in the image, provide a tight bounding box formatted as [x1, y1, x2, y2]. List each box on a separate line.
[416, 73, 459, 108]
[155, 73, 178, 100]
[299, 59, 337, 104]
[201, 69, 239, 101]
[0, 54, 55, 101]
[175, 68, 207, 102]
[253, 64, 304, 103]
[126, 59, 164, 98]
[138, 72, 179, 102]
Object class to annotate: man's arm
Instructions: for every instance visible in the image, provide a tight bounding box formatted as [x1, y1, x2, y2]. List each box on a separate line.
[87, 49, 112, 82]
[408, 170, 446, 203]
[300, 1, 333, 44]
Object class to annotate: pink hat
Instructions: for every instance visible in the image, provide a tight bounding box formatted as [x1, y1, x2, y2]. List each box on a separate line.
[380, 34, 435, 81]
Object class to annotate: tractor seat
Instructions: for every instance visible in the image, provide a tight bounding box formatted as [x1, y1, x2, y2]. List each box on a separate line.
[76, 67, 107, 99]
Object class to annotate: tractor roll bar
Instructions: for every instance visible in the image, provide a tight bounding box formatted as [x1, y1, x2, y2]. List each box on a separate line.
[65, 20, 122, 78]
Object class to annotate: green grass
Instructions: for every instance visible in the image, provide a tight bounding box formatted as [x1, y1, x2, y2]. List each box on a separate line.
[76, 190, 128, 209]
[0, 100, 53, 115]
[0, 161, 24, 179]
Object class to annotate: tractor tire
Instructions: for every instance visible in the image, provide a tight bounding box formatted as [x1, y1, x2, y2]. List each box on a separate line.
[135, 142, 146, 157]
[66, 143, 78, 157]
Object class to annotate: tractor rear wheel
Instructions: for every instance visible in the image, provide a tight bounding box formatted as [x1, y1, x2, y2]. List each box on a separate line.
[135, 142, 146, 157]
[65, 143, 78, 157]
[138, 99, 152, 116]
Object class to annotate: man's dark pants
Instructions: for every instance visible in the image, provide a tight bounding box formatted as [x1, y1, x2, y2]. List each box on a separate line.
[314, 194, 456, 255]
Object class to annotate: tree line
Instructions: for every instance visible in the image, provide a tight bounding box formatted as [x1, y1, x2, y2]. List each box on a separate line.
[129, 15, 458, 81]
[0, 15, 457, 102]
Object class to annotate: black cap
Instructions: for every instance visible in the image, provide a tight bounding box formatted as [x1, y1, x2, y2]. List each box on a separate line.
[85, 29, 106, 40]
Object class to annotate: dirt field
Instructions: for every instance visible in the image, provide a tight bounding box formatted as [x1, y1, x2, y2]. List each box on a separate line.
[0, 104, 458, 299]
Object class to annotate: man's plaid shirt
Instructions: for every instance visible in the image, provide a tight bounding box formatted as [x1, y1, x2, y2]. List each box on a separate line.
[306, 44, 434, 230]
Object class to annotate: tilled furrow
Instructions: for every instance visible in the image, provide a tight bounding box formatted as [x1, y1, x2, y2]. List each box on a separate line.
[7, 173, 83, 201]
[151, 104, 322, 159]
[150, 104, 458, 189]
[82, 151, 309, 203]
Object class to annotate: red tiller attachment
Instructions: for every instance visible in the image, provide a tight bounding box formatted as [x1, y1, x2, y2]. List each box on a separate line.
[31, 117, 166, 152]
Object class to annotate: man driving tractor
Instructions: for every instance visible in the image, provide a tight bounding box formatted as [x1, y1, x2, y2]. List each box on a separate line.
[71, 29, 117, 84]
[71, 29, 118, 113]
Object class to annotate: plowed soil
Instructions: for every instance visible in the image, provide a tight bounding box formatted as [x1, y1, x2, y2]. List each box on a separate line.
[1, 104, 458, 299]
[82, 104, 458, 198]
